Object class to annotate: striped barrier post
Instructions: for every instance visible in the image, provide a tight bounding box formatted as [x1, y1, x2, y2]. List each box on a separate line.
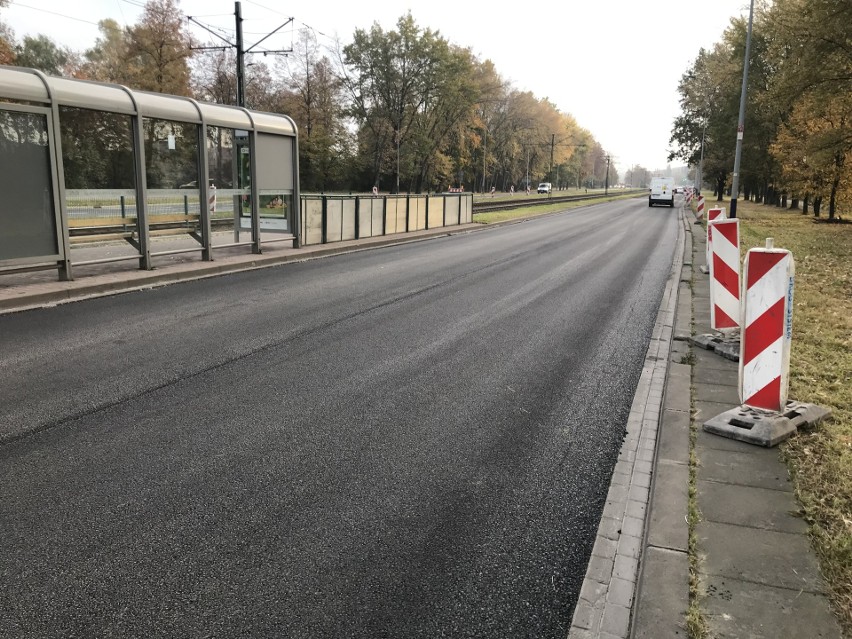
[709, 218, 740, 331]
[695, 195, 705, 220]
[705, 207, 726, 270]
[209, 185, 217, 213]
[739, 240, 795, 412]
[704, 238, 829, 446]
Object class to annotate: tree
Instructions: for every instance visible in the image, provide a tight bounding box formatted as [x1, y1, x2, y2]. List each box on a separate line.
[670, 0, 852, 214]
[342, 13, 474, 193]
[772, 92, 851, 220]
[0, 0, 14, 66]
[125, 0, 193, 95]
[766, 0, 852, 218]
[279, 29, 350, 192]
[406, 44, 481, 192]
[14, 34, 78, 76]
[83, 19, 131, 84]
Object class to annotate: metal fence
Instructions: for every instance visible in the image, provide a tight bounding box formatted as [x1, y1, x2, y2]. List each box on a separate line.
[300, 193, 473, 246]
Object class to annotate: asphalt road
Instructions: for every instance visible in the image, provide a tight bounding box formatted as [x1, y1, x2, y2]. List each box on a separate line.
[0, 197, 678, 638]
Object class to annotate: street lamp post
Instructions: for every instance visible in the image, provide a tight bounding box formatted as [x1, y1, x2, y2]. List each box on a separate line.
[549, 134, 555, 197]
[481, 123, 487, 194]
[697, 118, 707, 195]
[730, 0, 755, 218]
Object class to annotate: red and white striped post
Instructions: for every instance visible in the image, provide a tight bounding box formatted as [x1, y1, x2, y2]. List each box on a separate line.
[709, 218, 740, 330]
[705, 207, 726, 270]
[739, 240, 795, 412]
[695, 195, 705, 220]
[208, 184, 217, 213]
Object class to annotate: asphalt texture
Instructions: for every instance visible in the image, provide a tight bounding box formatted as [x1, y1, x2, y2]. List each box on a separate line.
[0, 198, 679, 638]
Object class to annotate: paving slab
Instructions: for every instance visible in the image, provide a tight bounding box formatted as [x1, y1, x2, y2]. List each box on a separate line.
[697, 520, 826, 592]
[693, 364, 738, 388]
[693, 347, 739, 373]
[664, 362, 691, 413]
[669, 340, 690, 364]
[631, 547, 689, 639]
[647, 459, 689, 552]
[697, 480, 808, 534]
[701, 574, 842, 639]
[658, 409, 690, 464]
[696, 445, 793, 492]
[694, 400, 741, 427]
[693, 377, 740, 405]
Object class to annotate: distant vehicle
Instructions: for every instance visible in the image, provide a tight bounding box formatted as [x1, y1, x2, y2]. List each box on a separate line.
[537, 182, 552, 194]
[649, 177, 675, 207]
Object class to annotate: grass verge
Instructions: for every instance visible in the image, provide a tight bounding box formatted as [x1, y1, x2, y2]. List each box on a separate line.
[472, 192, 643, 224]
[734, 201, 852, 634]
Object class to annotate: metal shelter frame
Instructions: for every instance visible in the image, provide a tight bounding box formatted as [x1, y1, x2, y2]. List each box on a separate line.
[0, 66, 299, 281]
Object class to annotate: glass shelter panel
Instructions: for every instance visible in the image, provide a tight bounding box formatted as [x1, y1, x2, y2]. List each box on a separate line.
[60, 107, 138, 249]
[254, 133, 294, 234]
[206, 126, 250, 246]
[234, 129, 255, 238]
[0, 109, 58, 261]
[143, 117, 202, 241]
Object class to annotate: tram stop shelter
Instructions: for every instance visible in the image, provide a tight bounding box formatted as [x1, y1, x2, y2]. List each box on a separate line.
[0, 66, 299, 281]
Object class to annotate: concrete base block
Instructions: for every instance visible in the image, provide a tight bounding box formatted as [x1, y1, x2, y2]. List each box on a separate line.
[703, 401, 832, 447]
[690, 333, 720, 350]
[699, 264, 709, 274]
[689, 334, 740, 361]
[712, 339, 740, 362]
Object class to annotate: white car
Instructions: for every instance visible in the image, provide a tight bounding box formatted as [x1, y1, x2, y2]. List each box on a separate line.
[537, 182, 552, 194]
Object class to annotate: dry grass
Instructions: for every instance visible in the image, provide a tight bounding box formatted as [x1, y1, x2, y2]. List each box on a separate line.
[735, 201, 852, 633]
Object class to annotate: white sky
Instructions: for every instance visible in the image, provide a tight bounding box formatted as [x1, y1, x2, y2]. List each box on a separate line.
[3, 0, 752, 175]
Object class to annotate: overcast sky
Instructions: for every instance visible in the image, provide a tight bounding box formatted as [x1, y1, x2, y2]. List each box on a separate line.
[4, 0, 751, 175]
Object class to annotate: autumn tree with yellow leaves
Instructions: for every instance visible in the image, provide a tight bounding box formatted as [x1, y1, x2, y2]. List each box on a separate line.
[670, 0, 851, 219]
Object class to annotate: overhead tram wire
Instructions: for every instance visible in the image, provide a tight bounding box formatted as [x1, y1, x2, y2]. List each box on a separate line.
[243, 0, 287, 17]
[8, 1, 100, 26]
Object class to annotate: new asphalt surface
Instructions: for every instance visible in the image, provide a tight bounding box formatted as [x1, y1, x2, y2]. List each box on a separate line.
[1, 198, 674, 638]
[0, 198, 841, 638]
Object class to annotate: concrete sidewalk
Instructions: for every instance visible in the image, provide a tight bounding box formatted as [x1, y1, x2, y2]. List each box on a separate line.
[629, 207, 842, 638]
[0, 224, 484, 314]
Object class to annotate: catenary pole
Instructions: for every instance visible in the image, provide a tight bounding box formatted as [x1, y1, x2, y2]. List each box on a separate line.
[730, 0, 755, 218]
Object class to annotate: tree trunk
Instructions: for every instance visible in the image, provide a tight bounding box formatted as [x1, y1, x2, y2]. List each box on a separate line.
[829, 177, 839, 221]
[803, 194, 809, 215]
[791, 196, 799, 210]
[781, 193, 787, 208]
[828, 152, 844, 221]
[813, 196, 822, 217]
